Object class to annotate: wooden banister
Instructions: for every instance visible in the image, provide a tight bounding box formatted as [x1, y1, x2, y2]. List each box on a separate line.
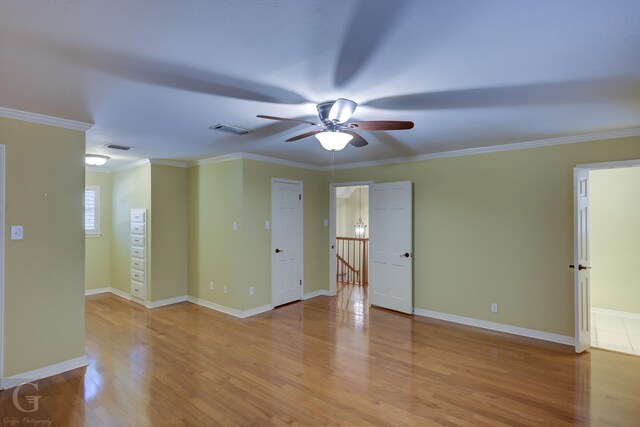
[336, 237, 369, 286]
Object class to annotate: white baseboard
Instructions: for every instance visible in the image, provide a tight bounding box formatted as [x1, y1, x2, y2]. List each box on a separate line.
[187, 296, 274, 319]
[242, 304, 274, 317]
[187, 296, 244, 317]
[146, 295, 188, 308]
[1, 355, 88, 390]
[592, 307, 640, 319]
[108, 287, 132, 301]
[90, 288, 327, 316]
[413, 308, 574, 346]
[86, 288, 194, 310]
[84, 286, 131, 300]
[85, 287, 111, 296]
[303, 289, 331, 300]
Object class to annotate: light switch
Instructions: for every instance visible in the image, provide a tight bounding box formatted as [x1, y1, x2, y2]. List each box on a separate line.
[10, 225, 23, 240]
[232, 221, 238, 231]
[264, 220, 270, 230]
[323, 219, 328, 227]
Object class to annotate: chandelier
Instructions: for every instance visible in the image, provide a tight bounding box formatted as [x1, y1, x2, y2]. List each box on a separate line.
[354, 186, 367, 238]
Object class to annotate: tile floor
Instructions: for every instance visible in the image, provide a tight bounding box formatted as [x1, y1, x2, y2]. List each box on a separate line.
[591, 309, 640, 356]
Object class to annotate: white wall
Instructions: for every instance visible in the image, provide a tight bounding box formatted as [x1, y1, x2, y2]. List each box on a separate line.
[336, 186, 368, 238]
[590, 166, 640, 313]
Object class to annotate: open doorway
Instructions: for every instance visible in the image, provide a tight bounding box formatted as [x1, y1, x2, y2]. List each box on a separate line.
[588, 166, 640, 356]
[330, 183, 371, 315]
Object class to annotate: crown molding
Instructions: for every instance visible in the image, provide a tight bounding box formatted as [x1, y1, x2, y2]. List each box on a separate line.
[327, 127, 640, 171]
[111, 159, 150, 172]
[84, 126, 640, 174]
[194, 152, 324, 171]
[193, 152, 243, 166]
[149, 159, 189, 168]
[190, 127, 640, 172]
[85, 158, 188, 173]
[0, 106, 93, 132]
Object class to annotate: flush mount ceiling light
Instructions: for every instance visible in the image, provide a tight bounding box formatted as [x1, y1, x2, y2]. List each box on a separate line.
[85, 154, 110, 166]
[315, 130, 353, 151]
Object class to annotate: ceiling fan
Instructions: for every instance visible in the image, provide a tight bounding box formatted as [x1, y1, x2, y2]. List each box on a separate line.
[257, 98, 414, 151]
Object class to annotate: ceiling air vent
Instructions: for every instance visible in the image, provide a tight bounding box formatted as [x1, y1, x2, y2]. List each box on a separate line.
[106, 144, 132, 151]
[209, 124, 250, 136]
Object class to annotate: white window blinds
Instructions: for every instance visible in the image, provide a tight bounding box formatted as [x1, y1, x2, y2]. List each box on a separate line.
[85, 185, 100, 234]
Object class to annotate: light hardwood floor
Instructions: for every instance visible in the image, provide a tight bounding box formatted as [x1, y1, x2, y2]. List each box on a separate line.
[3, 289, 640, 426]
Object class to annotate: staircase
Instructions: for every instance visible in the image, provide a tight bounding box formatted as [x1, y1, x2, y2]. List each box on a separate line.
[336, 237, 368, 286]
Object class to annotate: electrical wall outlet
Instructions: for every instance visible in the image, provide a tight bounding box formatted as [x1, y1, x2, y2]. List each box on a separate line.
[209, 281, 214, 291]
[224, 285, 228, 294]
[10, 225, 24, 240]
[491, 303, 498, 313]
[249, 286, 255, 296]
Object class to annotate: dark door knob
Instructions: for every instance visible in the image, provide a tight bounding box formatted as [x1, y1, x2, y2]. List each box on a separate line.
[569, 264, 591, 270]
[401, 252, 411, 258]
[275, 248, 284, 253]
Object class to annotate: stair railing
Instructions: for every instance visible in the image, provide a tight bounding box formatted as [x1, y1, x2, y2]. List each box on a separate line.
[336, 237, 368, 286]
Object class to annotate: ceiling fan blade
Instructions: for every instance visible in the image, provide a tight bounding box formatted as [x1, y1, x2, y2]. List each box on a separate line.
[257, 115, 320, 126]
[328, 98, 357, 123]
[285, 129, 323, 142]
[343, 130, 368, 147]
[348, 120, 414, 131]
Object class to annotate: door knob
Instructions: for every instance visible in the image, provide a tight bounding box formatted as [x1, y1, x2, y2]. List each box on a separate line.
[569, 264, 591, 270]
[400, 252, 411, 258]
[275, 248, 284, 253]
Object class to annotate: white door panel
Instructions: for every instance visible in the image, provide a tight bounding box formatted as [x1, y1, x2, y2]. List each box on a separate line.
[370, 181, 413, 314]
[272, 180, 303, 307]
[574, 168, 591, 353]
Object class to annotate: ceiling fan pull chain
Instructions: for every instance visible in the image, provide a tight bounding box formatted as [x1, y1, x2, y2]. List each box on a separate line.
[331, 151, 335, 180]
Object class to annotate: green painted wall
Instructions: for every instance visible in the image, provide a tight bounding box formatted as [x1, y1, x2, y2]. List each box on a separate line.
[85, 171, 112, 291]
[1, 117, 85, 377]
[188, 160, 244, 309]
[111, 164, 151, 296]
[332, 137, 640, 337]
[242, 159, 329, 309]
[187, 159, 329, 311]
[590, 166, 640, 313]
[150, 164, 188, 301]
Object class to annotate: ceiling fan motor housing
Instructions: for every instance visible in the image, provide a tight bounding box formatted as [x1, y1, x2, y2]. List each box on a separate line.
[316, 101, 336, 124]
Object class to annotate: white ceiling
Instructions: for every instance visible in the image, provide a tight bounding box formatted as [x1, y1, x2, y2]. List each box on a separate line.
[2, 0, 640, 167]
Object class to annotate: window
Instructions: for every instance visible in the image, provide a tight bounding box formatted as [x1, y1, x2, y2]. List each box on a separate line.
[85, 185, 101, 235]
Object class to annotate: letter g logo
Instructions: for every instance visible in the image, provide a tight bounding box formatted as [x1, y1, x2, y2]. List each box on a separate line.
[12, 382, 41, 413]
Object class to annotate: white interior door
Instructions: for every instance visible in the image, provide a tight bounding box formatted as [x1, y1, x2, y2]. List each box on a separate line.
[574, 168, 591, 353]
[272, 179, 303, 307]
[0, 145, 4, 379]
[369, 181, 413, 314]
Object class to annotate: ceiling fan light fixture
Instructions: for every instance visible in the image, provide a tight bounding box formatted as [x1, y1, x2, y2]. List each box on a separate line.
[315, 131, 352, 151]
[85, 154, 110, 166]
